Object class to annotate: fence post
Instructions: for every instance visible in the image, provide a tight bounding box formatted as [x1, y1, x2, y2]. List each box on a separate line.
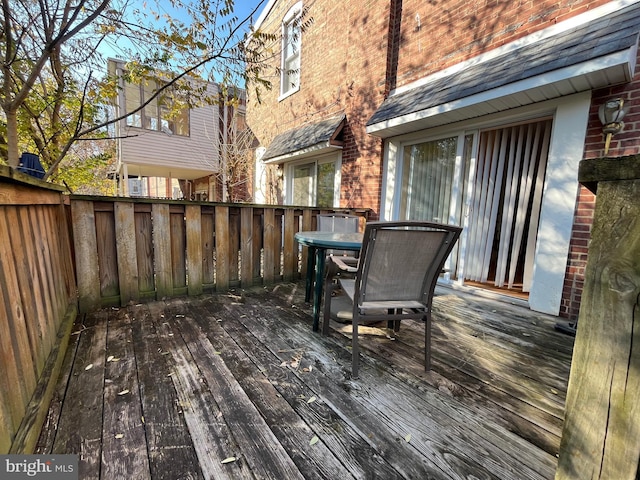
[556, 155, 640, 479]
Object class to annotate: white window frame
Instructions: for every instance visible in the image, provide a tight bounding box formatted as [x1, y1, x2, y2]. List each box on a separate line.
[284, 153, 341, 207]
[279, 2, 303, 100]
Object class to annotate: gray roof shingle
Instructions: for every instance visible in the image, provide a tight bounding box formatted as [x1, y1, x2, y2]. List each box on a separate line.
[262, 115, 346, 161]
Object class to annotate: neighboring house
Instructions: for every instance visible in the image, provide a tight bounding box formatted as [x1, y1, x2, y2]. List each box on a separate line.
[247, 0, 640, 319]
[109, 59, 252, 202]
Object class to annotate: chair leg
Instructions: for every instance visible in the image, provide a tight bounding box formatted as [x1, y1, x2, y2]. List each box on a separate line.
[424, 310, 432, 371]
[322, 279, 337, 335]
[352, 306, 360, 379]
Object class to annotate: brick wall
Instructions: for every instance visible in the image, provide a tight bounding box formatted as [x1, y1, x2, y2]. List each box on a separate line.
[246, 0, 392, 215]
[561, 186, 596, 320]
[395, 0, 610, 89]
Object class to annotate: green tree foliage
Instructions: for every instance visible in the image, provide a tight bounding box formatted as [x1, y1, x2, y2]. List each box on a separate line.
[0, 0, 273, 182]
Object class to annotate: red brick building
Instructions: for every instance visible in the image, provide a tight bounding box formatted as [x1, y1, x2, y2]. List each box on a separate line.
[247, 0, 640, 320]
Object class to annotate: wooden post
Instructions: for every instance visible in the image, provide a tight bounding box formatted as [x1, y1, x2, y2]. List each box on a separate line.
[556, 155, 640, 480]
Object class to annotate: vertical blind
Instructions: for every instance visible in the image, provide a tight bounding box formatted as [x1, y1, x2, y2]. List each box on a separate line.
[465, 119, 552, 291]
[400, 137, 457, 223]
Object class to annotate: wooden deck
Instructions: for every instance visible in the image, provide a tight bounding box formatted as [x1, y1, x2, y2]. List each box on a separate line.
[35, 282, 574, 479]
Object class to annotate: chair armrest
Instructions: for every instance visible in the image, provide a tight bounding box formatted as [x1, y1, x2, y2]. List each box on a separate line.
[331, 256, 358, 273]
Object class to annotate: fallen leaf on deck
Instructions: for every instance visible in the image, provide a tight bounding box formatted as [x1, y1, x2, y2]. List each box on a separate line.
[84, 364, 93, 371]
[307, 396, 317, 404]
[118, 389, 130, 396]
[309, 436, 319, 446]
[405, 433, 411, 443]
[221, 457, 237, 464]
[115, 434, 124, 439]
[107, 355, 114, 362]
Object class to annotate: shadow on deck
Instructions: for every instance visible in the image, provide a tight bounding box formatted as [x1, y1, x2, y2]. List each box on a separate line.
[36, 282, 573, 480]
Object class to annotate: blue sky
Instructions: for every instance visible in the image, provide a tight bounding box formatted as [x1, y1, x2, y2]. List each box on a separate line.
[99, 0, 268, 80]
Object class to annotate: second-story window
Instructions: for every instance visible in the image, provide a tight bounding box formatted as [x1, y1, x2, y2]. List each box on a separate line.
[125, 79, 190, 136]
[280, 3, 302, 98]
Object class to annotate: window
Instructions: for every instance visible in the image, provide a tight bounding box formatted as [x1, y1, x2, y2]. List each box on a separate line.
[287, 156, 339, 207]
[124, 79, 190, 136]
[400, 137, 458, 223]
[280, 3, 302, 98]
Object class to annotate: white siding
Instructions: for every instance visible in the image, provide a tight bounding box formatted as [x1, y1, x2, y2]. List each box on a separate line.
[120, 92, 220, 180]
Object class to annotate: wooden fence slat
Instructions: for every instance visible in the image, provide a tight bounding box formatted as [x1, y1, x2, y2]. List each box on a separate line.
[300, 210, 313, 278]
[215, 206, 230, 291]
[170, 207, 187, 292]
[71, 200, 100, 313]
[263, 208, 276, 284]
[201, 211, 215, 286]
[241, 207, 253, 288]
[135, 210, 154, 293]
[229, 211, 240, 283]
[186, 205, 203, 296]
[152, 203, 172, 299]
[252, 210, 262, 281]
[95, 209, 118, 301]
[283, 209, 296, 281]
[275, 211, 284, 280]
[115, 202, 139, 305]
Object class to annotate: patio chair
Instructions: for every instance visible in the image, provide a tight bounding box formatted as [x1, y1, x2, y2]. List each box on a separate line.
[322, 221, 462, 378]
[318, 213, 361, 284]
[317, 213, 361, 256]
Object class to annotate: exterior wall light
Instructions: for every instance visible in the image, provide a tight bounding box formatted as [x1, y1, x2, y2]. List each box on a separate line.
[598, 98, 626, 155]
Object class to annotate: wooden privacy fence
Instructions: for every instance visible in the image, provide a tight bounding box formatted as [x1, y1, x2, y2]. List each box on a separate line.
[0, 168, 77, 454]
[70, 196, 368, 313]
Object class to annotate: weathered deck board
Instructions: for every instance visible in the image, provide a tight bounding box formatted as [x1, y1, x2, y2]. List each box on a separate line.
[37, 283, 573, 480]
[132, 303, 204, 480]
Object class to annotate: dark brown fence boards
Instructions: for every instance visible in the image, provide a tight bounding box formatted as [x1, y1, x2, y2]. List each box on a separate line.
[0, 170, 77, 454]
[69, 196, 367, 312]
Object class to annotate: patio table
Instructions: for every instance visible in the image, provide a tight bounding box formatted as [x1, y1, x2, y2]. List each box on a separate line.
[295, 231, 363, 331]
